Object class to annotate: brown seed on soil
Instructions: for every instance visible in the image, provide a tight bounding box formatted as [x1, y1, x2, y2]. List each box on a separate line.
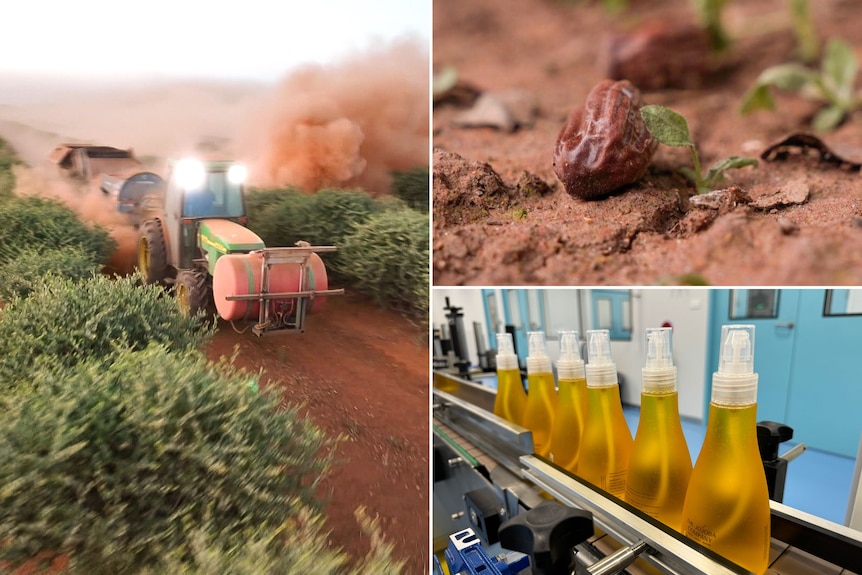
[553, 79, 658, 200]
[603, 21, 714, 91]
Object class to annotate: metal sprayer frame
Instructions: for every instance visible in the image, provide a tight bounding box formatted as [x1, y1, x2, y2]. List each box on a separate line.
[224, 245, 344, 336]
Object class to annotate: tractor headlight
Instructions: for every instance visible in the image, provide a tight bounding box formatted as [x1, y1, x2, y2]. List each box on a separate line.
[228, 164, 248, 184]
[174, 158, 206, 189]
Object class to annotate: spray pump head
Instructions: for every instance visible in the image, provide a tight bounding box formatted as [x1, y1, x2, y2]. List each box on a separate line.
[642, 327, 677, 392]
[585, 329, 618, 388]
[526, 331, 552, 375]
[557, 331, 585, 380]
[712, 324, 759, 405]
[495, 332, 519, 371]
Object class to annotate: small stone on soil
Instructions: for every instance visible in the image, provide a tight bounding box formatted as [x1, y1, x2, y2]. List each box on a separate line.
[751, 179, 810, 210]
[676, 209, 718, 235]
[453, 93, 515, 131]
[676, 187, 752, 236]
[452, 89, 538, 132]
[497, 89, 539, 128]
[689, 186, 752, 212]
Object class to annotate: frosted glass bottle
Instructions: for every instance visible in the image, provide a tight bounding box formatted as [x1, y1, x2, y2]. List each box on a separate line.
[578, 329, 632, 499]
[549, 330, 587, 473]
[522, 331, 558, 458]
[624, 327, 692, 531]
[492, 332, 527, 427]
[682, 325, 770, 575]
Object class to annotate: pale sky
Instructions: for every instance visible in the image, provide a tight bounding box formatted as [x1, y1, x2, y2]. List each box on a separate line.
[0, 0, 430, 82]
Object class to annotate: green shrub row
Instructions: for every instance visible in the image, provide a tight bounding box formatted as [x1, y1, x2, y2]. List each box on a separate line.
[339, 209, 429, 315]
[0, 246, 99, 301]
[0, 270, 407, 573]
[0, 196, 116, 305]
[245, 188, 382, 259]
[245, 187, 429, 317]
[135, 507, 404, 574]
[0, 196, 116, 266]
[0, 274, 213, 389]
[0, 345, 332, 573]
[0, 275, 405, 573]
[0, 136, 18, 199]
[392, 166, 430, 212]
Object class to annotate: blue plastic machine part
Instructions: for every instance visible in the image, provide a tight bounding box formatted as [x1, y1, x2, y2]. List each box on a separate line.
[434, 528, 531, 575]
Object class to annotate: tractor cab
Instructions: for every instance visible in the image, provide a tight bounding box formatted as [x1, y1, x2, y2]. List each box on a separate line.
[167, 158, 247, 219]
[163, 158, 249, 270]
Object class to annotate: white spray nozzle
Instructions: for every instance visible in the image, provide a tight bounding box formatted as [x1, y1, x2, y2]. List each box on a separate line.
[559, 331, 581, 361]
[587, 329, 612, 365]
[526, 331, 552, 374]
[718, 325, 754, 375]
[646, 328, 673, 368]
[642, 327, 676, 392]
[712, 324, 758, 405]
[585, 329, 618, 387]
[557, 330, 585, 380]
[495, 332, 519, 371]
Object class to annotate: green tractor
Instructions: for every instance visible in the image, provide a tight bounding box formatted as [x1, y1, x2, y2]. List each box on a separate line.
[125, 157, 342, 335]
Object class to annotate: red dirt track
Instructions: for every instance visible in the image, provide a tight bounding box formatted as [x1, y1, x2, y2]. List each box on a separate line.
[205, 294, 429, 573]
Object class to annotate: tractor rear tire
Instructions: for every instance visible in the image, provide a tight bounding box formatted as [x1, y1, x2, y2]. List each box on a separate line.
[175, 269, 212, 318]
[138, 219, 168, 284]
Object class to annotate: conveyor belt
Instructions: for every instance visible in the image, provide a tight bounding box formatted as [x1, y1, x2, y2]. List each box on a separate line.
[433, 371, 862, 575]
[434, 420, 499, 473]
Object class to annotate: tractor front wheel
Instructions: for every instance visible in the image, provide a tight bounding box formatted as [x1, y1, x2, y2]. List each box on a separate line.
[175, 269, 212, 318]
[138, 219, 168, 284]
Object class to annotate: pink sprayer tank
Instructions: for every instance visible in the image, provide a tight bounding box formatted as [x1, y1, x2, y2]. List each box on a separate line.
[212, 252, 329, 322]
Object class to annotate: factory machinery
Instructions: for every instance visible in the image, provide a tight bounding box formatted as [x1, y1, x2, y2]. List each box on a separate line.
[433, 370, 862, 575]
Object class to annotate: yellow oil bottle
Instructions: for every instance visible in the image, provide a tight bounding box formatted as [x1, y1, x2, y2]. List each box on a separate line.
[492, 332, 527, 426]
[522, 331, 558, 458]
[549, 330, 587, 473]
[624, 327, 692, 531]
[578, 329, 633, 499]
[682, 325, 770, 575]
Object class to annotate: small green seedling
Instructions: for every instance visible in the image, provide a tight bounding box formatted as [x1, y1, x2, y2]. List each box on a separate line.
[600, 0, 629, 14]
[741, 38, 860, 131]
[789, 0, 819, 64]
[692, 0, 731, 52]
[641, 104, 758, 194]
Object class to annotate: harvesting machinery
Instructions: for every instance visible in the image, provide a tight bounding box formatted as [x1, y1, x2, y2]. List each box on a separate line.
[49, 143, 165, 225]
[50, 143, 141, 181]
[52, 145, 343, 336]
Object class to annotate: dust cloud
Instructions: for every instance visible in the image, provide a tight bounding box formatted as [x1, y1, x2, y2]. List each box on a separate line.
[0, 39, 429, 271]
[0, 78, 266, 273]
[0, 78, 264, 165]
[238, 40, 430, 195]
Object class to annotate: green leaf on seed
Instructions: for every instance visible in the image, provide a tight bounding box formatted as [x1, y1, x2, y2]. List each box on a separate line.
[640, 105, 694, 148]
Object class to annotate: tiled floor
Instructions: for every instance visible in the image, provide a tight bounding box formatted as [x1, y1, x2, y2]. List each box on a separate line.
[622, 405, 857, 526]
